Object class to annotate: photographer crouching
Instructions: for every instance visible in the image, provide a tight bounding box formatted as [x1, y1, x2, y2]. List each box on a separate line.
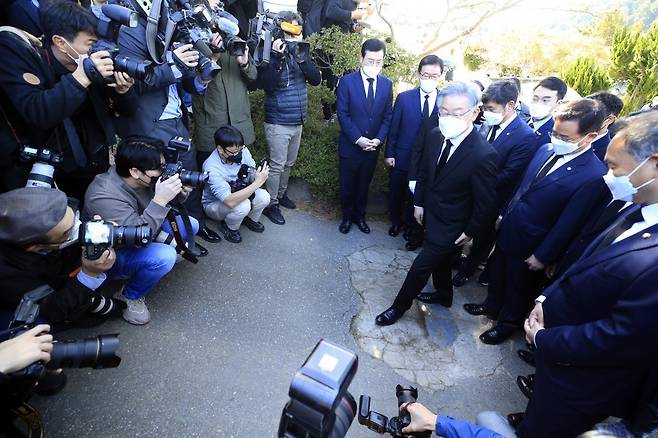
[83, 137, 201, 325]
[202, 126, 270, 244]
[0, 0, 137, 198]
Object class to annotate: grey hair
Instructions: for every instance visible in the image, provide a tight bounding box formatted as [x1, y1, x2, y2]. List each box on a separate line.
[437, 81, 482, 109]
[615, 111, 658, 161]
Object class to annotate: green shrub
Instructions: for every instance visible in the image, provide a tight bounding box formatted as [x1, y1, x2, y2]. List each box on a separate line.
[562, 57, 611, 96]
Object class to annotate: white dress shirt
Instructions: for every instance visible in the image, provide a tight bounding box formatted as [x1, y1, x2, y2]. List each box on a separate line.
[532, 115, 552, 132]
[614, 203, 658, 244]
[420, 88, 437, 114]
[540, 145, 592, 177]
[489, 112, 517, 142]
[360, 70, 377, 98]
[438, 126, 474, 163]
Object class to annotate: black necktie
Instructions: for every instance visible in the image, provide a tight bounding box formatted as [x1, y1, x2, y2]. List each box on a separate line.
[535, 154, 560, 181]
[367, 78, 375, 111]
[594, 207, 644, 252]
[488, 125, 499, 144]
[422, 94, 430, 119]
[435, 140, 454, 177]
[590, 200, 627, 233]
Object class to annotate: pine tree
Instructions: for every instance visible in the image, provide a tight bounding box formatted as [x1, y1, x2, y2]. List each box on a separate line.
[563, 57, 611, 96]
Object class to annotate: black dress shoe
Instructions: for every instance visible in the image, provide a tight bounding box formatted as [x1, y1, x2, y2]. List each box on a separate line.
[517, 349, 536, 367]
[339, 219, 351, 234]
[375, 306, 405, 326]
[263, 205, 286, 225]
[417, 292, 452, 308]
[243, 217, 265, 233]
[479, 325, 517, 345]
[195, 242, 209, 256]
[463, 303, 498, 319]
[218, 221, 242, 243]
[507, 412, 524, 428]
[388, 224, 401, 237]
[197, 225, 221, 243]
[278, 193, 297, 209]
[354, 218, 370, 234]
[477, 270, 490, 286]
[516, 374, 534, 399]
[452, 271, 469, 287]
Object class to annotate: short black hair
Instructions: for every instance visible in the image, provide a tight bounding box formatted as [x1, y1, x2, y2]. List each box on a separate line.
[534, 76, 568, 100]
[361, 39, 386, 57]
[554, 98, 605, 136]
[417, 55, 444, 73]
[40, 0, 98, 42]
[214, 126, 244, 149]
[586, 92, 624, 118]
[504, 77, 522, 93]
[115, 137, 164, 177]
[483, 80, 519, 106]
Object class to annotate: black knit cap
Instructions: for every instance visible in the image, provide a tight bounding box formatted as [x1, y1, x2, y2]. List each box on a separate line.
[0, 187, 68, 245]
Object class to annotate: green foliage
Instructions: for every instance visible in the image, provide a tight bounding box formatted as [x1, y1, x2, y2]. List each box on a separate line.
[496, 63, 522, 77]
[609, 25, 641, 84]
[463, 45, 487, 71]
[562, 57, 611, 96]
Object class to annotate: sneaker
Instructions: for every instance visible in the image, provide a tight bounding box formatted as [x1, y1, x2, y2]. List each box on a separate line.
[278, 193, 297, 209]
[218, 221, 242, 243]
[243, 217, 265, 233]
[263, 204, 285, 225]
[114, 291, 150, 325]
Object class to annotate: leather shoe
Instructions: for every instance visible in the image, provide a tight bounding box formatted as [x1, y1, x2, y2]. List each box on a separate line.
[263, 205, 286, 225]
[243, 217, 265, 233]
[452, 271, 469, 287]
[388, 224, 401, 237]
[463, 303, 498, 319]
[195, 242, 209, 257]
[507, 412, 524, 428]
[354, 218, 370, 234]
[479, 325, 517, 345]
[278, 193, 296, 209]
[517, 349, 536, 367]
[417, 292, 452, 308]
[339, 219, 351, 234]
[516, 374, 534, 399]
[375, 306, 405, 326]
[197, 225, 221, 243]
[477, 270, 490, 286]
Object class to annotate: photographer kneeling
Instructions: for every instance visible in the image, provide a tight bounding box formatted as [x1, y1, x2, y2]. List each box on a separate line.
[202, 126, 270, 244]
[0, 188, 122, 325]
[83, 137, 198, 325]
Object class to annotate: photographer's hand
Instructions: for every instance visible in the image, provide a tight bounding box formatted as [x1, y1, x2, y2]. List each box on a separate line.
[254, 163, 270, 187]
[153, 174, 183, 207]
[173, 44, 200, 69]
[108, 72, 135, 94]
[272, 39, 286, 54]
[90, 50, 115, 79]
[237, 45, 250, 67]
[400, 402, 437, 433]
[81, 248, 116, 277]
[0, 324, 53, 374]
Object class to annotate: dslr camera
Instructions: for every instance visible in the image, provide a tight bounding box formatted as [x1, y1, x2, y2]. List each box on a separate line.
[18, 145, 62, 188]
[161, 136, 209, 189]
[79, 218, 152, 260]
[2, 285, 121, 404]
[229, 158, 266, 196]
[247, 11, 310, 66]
[84, 4, 152, 85]
[359, 386, 432, 437]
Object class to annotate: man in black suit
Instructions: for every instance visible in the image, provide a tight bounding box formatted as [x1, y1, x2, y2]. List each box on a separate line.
[375, 81, 497, 326]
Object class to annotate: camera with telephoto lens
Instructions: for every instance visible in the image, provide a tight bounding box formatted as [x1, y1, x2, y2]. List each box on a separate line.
[83, 4, 152, 85]
[160, 136, 209, 189]
[229, 158, 266, 198]
[247, 11, 310, 66]
[279, 339, 358, 438]
[1, 285, 121, 405]
[18, 145, 63, 188]
[358, 386, 432, 438]
[79, 218, 152, 260]
[183, 0, 247, 57]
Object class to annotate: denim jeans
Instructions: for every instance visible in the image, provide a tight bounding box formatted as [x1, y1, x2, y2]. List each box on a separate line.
[107, 216, 199, 299]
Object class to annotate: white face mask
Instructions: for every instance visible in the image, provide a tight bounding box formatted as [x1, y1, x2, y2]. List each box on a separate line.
[419, 79, 438, 94]
[483, 110, 504, 126]
[551, 136, 581, 156]
[439, 115, 469, 139]
[60, 37, 83, 66]
[530, 103, 552, 120]
[362, 65, 381, 79]
[603, 157, 656, 202]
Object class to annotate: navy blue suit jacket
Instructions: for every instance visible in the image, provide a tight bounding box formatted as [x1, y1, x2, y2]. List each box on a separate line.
[520, 219, 658, 437]
[496, 144, 607, 264]
[385, 88, 438, 172]
[591, 132, 611, 162]
[336, 71, 393, 159]
[489, 115, 537, 212]
[6, 0, 42, 37]
[533, 117, 554, 150]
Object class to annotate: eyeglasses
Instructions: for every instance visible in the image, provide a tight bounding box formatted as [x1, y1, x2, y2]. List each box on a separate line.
[363, 59, 384, 67]
[222, 145, 244, 156]
[419, 73, 441, 80]
[438, 107, 475, 118]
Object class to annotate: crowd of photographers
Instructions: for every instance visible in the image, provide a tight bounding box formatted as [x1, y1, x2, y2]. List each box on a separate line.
[0, 0, 657, 436]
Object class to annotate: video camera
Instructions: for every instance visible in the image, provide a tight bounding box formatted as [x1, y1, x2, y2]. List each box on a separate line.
[1, 285, 121, 404]
[18, 145, 62, 188]
[79, 218, 152, 260]
[84, 4, 153, 85]
[161, 136, 209, 189]
[247, 11, 310, 66]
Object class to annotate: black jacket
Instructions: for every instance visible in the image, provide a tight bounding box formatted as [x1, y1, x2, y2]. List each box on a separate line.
[414, 127, 498, 247]
[323, 0, 356, 33]
[408, 112, 438, 181]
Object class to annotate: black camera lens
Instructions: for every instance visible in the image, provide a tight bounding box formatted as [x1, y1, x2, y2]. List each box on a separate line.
[197, 56, 221, 82]
[179, 170, 209, 189]
[225, 36, 247, 57]
[47, 334, 121, 369]
[114, 56, 151, 79]
[395, 385, 418, 406]
[113, 224, 152, 248]
[330, 394, 356, 438]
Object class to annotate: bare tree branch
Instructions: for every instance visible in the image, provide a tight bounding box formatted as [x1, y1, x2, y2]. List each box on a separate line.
[375, 0, 395, 39]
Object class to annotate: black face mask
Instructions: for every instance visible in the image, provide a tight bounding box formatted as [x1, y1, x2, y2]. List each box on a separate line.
[226, 150, 243, 164]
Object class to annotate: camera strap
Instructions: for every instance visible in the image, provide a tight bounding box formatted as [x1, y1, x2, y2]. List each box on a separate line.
[166, 207, 199, 264]
[11, 402, 44, 438]
[146, 0, 177, 65]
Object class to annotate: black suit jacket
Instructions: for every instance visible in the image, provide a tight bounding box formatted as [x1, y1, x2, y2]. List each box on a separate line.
[413, 127, 498, 247]
[408, 112, 438, 180]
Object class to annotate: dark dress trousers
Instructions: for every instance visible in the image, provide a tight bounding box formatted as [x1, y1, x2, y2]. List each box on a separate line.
[392, 127, 497, 310]
[336, 71, 393, 221]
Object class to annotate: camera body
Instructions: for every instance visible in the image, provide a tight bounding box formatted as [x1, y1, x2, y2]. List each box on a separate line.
[79, 218, 152, 260]
[161, 137, 209, 189]
[18, 145, 62, 188]
[229, 163, 255, 193]
[247, 12, 309, 66]
[358, 386, 432, 438]
[83, 4, 152, 85]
